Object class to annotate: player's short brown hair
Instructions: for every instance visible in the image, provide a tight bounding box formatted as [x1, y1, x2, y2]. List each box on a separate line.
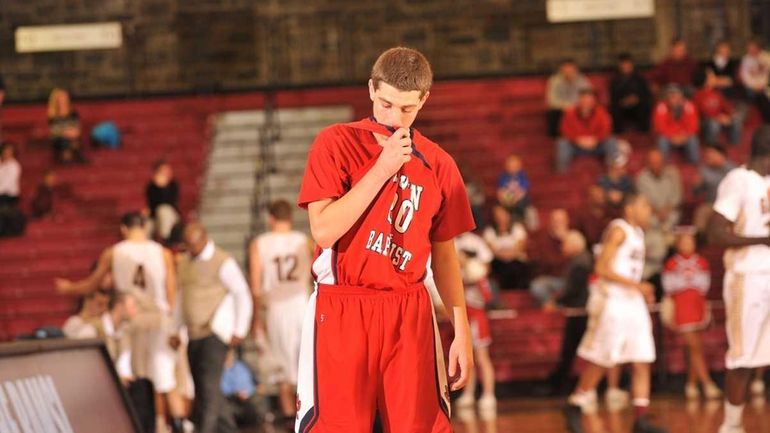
[371, 47, 433, 96]
[268, 199, 293, 222]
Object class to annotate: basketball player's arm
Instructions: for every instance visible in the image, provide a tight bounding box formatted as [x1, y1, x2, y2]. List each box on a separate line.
[163, 249, 176, 313]
[54, 248, 113, 295]
[307, 129, 412, 248]
[247, 240, 263, 335]
[431, 240, 473, 391]
[594, 227, 648, 292]
[707, 212, 770, 247]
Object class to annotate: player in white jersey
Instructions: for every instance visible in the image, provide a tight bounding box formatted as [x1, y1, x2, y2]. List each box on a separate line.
[249, 199, 311, 421]
[708, 125, 770, 433]
[564, 193, 667, 433]
[56, 212, 185, 432]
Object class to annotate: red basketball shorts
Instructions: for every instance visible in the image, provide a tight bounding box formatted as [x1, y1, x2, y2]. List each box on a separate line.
[294, 283, 452, 433]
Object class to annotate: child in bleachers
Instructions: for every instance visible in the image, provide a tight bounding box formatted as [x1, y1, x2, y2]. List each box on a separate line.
[453, 231, 497, 417]
[496, 154, 530, 221]
[662, 228, 721, 400]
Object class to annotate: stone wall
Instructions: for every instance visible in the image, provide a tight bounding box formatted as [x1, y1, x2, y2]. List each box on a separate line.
[0, 0, 751, 101]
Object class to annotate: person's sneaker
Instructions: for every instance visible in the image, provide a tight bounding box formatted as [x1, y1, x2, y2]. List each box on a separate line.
[685, 383, 700, 400]
[717, 423, 747, 433]
[633, 414, 669, 433]
[606, 388, 630, 412]
[704, 383, 723, 400]
[750, 379, 766, 396]
[563, 404, 584, 433]
[454, 393, 475, 408]
[478, 394, 497, 412]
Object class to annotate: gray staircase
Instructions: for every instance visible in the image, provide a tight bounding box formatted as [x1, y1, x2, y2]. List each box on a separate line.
[198, 105, 353, 266]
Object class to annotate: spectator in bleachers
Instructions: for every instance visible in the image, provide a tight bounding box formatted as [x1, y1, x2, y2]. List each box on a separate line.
[739, 39, 770, 99]
[0, 142, 20, 207]
[609, 53, 652, 133]
[637, 148, 683, 236]
[651, 38, 698, 94]
[555, 89, 618, 172]
[62, 289, 111, 339]
[483, 204, 529, 289]
[573, 185, 611, 249]
[145, 159, 180, 242]
[693, 69, 742, 146]
[705, 40, 741, 99]
[496, 153, 530, 220]
[543, 231, 592, 394]
[654, 84, 701, 164]
[30, 170, 57, 219]
[546, 59, 592, 137]
[48, 88, 86, 164]
[528, 208, 570, 305]
[637, 149, 683, 285]
[221, 349, 259, 428]
[596, 153, 635, 212]
[177, 222, 252, 433]
[692, 145, 736, 233]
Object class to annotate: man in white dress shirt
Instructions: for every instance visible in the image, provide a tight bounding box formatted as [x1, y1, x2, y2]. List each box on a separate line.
[176, 222, 253, 433]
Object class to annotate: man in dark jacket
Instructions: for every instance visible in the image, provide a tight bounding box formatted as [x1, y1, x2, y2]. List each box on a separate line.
[610, 53, 652, 133]
[543, 230, 593, 394]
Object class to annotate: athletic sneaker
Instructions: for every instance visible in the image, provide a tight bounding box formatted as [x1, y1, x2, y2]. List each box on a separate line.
[685, 383, 700, 400]
[454, 393, 475, 408]
[750, 379, 766, 396]
[478, 395, 497, 421]
[563, 404, 584, 433]
[606, 388, 631, 411]
[704, 383, 723, 399]
[478, 394, 497, 412]
[633, 415, 669, 433]
[717, 424, 746, 433]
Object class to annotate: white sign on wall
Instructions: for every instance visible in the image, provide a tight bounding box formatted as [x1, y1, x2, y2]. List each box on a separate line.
[547, 0, 655, 23]
[15, 22, 123, 53]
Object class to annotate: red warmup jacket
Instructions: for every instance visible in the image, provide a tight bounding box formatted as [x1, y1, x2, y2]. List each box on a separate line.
[693, 88, 733, 119]
[653, 101, 699, 138]
[559, 105, 612, 142]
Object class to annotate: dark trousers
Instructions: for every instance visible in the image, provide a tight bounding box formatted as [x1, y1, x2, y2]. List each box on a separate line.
[549, 315, 588, 392]
[546, 109, 563, 138]
[188, 335, 237, 433]
[491, 258, 530, 289]
[611, 104, 650, 133]
[0, 194, 19, 207]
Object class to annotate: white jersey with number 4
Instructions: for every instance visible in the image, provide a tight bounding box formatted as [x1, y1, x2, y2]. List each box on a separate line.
[112, 239, 169, 311]
[257, 231, 311, 302]
[713, 166, 770, 274]
[600, 218, 646, 296]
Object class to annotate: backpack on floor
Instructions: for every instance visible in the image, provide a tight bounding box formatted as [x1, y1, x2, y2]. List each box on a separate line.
[91, 121, 121, 149]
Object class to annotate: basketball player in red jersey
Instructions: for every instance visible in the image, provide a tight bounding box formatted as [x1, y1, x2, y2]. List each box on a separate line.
[294, 47, 475, 433]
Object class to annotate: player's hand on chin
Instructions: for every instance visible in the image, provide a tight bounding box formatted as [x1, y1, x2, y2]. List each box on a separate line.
[373, 127, 412, 178]
[447, 325, 474, 391]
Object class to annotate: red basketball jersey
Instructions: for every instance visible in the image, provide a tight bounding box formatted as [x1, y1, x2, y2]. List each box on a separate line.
[298, 117, 475, 290]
